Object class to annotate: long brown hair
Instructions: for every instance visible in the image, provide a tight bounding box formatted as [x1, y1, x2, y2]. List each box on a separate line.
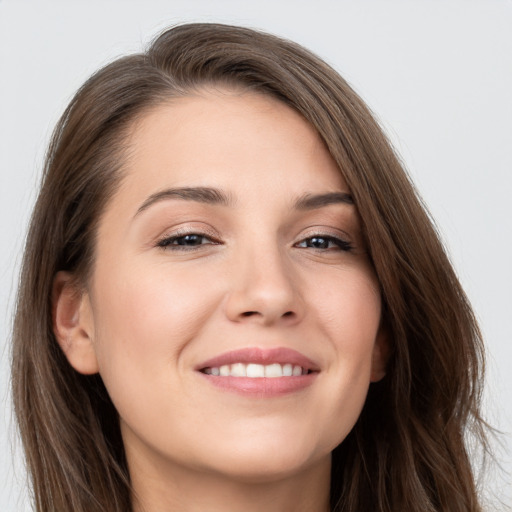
[12, 23, 487, 511]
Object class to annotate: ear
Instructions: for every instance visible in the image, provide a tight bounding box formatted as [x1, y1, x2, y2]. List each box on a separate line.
[52, 271, 99, 375]
[370, 324, 390, 383]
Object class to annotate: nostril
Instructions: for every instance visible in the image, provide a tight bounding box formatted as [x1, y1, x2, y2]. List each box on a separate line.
[241, 310, 294, 318]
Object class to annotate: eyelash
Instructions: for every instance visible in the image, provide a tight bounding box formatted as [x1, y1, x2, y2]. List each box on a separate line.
[295, 235, 353, 252]
[156, 231, 353, 252]
[156, 231, 220, 250]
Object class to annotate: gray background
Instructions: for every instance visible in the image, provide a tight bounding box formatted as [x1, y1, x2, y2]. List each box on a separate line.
[1, 1, 510, 509]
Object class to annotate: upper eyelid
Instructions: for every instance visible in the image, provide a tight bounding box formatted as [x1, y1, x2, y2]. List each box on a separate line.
[155, 226, 352, 241]
[296, 226, 352, 242]
[156, 225, 220, 241]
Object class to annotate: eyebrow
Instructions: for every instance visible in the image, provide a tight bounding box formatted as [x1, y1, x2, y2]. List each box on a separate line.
[135, 187, 233, 216]
[134, 187, 354, 217]
[293, 191, 354, 210]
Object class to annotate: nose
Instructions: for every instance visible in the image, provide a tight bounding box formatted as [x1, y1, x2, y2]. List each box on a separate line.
[223, 245, 304, 326]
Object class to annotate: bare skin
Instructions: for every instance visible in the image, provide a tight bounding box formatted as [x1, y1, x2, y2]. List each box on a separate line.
[128, 442, 331, 512]
[54, 89, 387, 512]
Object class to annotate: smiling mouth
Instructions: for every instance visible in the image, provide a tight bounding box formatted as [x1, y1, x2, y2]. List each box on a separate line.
[201, 362, 313, 378]
[195, 347, 320, 395]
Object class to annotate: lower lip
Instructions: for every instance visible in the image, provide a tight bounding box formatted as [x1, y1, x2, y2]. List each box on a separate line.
[197, 373, 318, 397]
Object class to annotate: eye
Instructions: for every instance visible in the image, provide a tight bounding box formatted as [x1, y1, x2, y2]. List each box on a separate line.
[157, 232, 218, 250]
[295, 235, 353, 252]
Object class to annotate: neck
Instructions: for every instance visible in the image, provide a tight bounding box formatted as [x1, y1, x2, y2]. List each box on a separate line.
[129, 451, 331, 512]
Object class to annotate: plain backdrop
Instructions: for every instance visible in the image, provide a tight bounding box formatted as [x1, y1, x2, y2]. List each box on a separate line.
[1, 0, 511, 510]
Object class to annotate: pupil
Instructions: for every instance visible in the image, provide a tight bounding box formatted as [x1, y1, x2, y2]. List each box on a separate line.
[310, 237, 328, 248]
[180, 235, 202, 246]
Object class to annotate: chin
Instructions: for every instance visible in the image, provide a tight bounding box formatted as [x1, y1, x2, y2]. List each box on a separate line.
[198, 432, 332, 484]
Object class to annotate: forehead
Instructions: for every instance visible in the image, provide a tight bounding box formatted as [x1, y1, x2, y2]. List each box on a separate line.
[111, 90, 348, 215]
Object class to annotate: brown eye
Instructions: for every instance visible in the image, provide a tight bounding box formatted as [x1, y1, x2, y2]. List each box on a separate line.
[296, 236, 353, 252]
[157, 233, 215, 249]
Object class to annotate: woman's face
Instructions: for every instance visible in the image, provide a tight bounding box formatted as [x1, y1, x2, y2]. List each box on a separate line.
[66, 90, 386, 483]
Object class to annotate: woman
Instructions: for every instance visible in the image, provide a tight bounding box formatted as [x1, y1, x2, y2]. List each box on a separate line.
[12, 23, 487, 511]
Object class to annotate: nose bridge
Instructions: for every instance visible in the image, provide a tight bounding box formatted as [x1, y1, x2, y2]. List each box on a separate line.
[224, 234, 302, 324]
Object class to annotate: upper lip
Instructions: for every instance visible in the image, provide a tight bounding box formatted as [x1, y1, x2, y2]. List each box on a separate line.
[195, 347, 320, 372]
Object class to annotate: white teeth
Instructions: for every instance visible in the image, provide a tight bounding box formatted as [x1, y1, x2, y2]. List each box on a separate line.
[265, 363, 282, 378]
[246, 363, 265, 377]
[203, 362, 310, 378]
[293, 365, 303, 376]
[230, 363, 246, 377]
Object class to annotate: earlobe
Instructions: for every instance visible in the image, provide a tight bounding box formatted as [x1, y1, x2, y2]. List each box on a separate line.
[370, 325, 390, 383]
[52, 271, 99, 375]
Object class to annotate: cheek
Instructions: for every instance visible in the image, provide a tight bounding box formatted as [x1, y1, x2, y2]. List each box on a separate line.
[307, 268, 381, 435]
[89, 260, 221, 397]
[310, 264, 381, 351]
